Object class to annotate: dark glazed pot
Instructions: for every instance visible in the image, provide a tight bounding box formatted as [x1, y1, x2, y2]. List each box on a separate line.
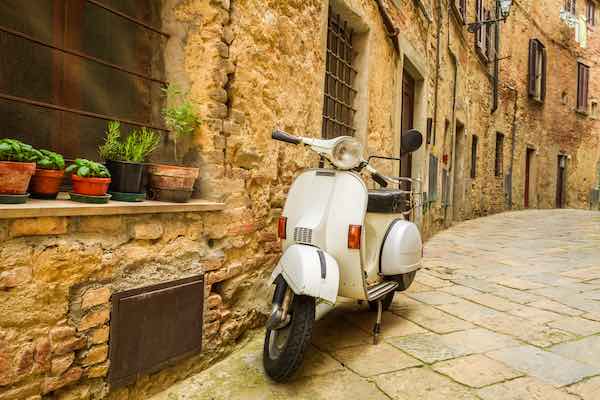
[105, 160, 145, 194]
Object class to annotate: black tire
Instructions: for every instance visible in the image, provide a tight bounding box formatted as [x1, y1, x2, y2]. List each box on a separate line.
[368, 291, 395, 312]
[393, 271, 417, 292]
[263, 294, 315, 382]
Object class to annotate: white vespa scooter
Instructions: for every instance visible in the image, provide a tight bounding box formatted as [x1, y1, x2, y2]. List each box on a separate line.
[264, 129, 424, 382]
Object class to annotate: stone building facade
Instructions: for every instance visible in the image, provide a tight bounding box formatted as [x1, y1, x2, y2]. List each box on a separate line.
[0, 0, 598, 399]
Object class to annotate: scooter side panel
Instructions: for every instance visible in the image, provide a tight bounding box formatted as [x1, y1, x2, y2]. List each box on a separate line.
[325, 172, 368, 300]
[271, 244, 340, 304]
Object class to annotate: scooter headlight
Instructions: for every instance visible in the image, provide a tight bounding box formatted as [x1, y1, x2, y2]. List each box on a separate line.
[331, 137, 363, 170]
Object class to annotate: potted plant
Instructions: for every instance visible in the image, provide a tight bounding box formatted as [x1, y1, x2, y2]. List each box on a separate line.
[99, 121, 160, 197]
[66, 159, 111, 201]
[29, 149, 65, 199]
[147, 85, 201, 203]
[0, 139, 40, 201]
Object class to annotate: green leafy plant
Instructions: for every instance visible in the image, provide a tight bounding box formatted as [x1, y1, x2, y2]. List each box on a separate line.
[122, 128, 161, 163]
[98, 121, 161, 163]
[35, 149, 65, 170]
[162, 84, 201, 162]
[0, 139, 42, 162]
[66, 159, 110, 178]
[98, 120, 123, 161]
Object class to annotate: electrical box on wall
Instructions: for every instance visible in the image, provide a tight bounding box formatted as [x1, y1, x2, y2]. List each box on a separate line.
[108, 275, 204, 388]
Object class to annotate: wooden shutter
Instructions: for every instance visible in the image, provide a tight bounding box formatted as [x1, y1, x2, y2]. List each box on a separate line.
[540, 45, 547, 101]
[476, 0, 484, 51]
[577, 63, 590, 111]
[528, 40, 538, 97]
[485, 9, 493, 59]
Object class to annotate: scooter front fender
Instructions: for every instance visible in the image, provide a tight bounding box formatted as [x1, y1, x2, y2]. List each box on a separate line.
[271, 244, 339, 304]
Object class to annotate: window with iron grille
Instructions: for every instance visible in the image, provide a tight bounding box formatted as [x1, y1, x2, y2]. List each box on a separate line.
[322, 8, 357, 139]
[588, 1, 597, 25]
[495, 132, 504, 177]
[0, 0, 166, 161]
[577, 62, 590, 112]
[528, 39, 547, 102]
[566, 0, 577, 14]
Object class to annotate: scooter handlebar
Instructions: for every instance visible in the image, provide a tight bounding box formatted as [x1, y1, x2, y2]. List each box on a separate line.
[371, 172, 389, 188]
[272, 130, 302, 145]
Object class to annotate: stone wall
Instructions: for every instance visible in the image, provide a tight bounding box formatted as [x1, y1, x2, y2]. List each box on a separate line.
[0, 211, 274, 400]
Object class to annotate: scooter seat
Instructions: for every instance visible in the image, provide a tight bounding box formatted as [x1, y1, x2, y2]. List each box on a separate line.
[367, 189, 409, 214]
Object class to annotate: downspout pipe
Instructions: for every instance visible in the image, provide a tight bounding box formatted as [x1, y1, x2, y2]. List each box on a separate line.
[432, 0, 443, 145]
[507, 86, 518, 209]
[375, 0, 400, 54]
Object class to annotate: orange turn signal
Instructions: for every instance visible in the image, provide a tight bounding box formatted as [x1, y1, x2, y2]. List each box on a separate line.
[278, 217, 287, 239]
[348, 225, 362, 249]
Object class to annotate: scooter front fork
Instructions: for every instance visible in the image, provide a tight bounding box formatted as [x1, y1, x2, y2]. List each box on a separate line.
[373, 300, 382, 345]
[266, 275, 293, 330]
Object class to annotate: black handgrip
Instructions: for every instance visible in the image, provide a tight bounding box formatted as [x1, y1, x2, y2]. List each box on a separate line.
[372, 173, 388, 188]
[272, 130, 302, 145]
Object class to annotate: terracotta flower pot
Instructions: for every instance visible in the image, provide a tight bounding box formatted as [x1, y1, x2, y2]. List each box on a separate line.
[146, 164, 199, 203]
[71, 174, 111, 197]
[0, 161, 36, 195]
[29, 169, 65, 199]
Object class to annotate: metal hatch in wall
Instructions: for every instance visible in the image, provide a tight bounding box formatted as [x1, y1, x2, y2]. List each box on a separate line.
[108, 275, 204, 388]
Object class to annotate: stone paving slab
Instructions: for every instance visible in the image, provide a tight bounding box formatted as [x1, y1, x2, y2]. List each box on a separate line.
[343, 309, 427, 338]
[432, 354, 523, 388]
[487, 345, 600, 386]
[375, 367, 479, 400]
[549, 336, 600, 368]
[478, 377, 580, 400]
[388, 328, 519, 364]
[565, 376, 600, 399]
[548, 317, 600, 336]
[390, 300, 475, 334]
[332, 343, 421, 377]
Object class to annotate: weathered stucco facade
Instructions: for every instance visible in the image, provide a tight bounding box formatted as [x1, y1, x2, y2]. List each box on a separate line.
[1, 0, 599, 399]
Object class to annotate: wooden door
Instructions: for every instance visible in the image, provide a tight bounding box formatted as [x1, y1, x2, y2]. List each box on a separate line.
[524, 148, 534, 208]
[400, 71, 415, 190]
[556, 155, 567, 208]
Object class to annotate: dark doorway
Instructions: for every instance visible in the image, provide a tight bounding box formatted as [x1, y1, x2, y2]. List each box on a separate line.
[452, 121, 465, 221]
[400, 71, 415, 190]
[556, 155, 567, 208]
[524, 148, 535, 208]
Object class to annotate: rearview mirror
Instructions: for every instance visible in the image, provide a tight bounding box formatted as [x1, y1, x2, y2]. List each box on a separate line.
[400, 129, 423, 156]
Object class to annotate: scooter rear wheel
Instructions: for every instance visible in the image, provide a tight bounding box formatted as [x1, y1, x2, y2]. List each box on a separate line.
[263, 294, 315, 382]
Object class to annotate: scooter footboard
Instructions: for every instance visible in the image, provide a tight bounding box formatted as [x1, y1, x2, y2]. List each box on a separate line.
[271, 244, 339, 304]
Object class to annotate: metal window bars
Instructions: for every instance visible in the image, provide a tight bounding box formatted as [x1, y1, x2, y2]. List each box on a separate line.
[322, 8, 357, 139]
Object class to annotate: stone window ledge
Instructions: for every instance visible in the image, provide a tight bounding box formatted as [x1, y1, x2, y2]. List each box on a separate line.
[0, 195, 225, 219]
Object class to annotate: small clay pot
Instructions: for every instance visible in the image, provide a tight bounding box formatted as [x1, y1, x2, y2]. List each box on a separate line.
[71, 174, 111, 197]
[0, 161, 36, 195]
[146, 164, 199, 203]
[29, 168, 65, 199]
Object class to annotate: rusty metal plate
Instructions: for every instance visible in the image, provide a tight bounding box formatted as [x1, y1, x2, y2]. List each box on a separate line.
[108, 275, 204, 388]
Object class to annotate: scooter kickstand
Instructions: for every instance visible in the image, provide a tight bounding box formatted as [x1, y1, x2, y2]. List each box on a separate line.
[373, 299, 382, 345]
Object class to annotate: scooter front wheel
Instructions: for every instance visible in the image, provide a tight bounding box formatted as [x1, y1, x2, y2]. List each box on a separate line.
[263, 294, 315, 382]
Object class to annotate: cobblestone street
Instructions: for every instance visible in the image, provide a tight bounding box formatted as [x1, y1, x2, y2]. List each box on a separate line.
[154, 210, 600, 400]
